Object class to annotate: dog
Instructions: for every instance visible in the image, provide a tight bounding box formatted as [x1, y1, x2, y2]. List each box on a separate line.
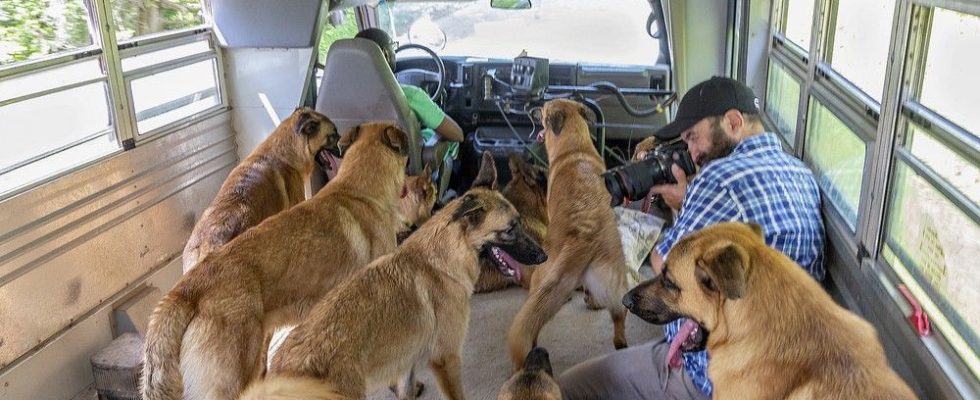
[507, 99, 631, 369]
[476, 154, 549, 292]
[141, 123, 409, 400]
[397, 164, 438, 243]
[622, 222, 917, 400]
[240, 152, 547, 400]
[497, 348, 562, 400]
[182, 107, 338, 272]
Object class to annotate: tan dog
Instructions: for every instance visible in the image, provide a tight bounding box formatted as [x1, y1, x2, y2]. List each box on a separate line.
[240, 152, 547, 400]
[497, 348, 562, 400]
[141, 123, 409, 400]
[182, 107, 338, 272]
[476, 154, 549, 292]
[623, 222, 917, 400]
[396, 164, 437, 243]
[508, 99, 630, 369]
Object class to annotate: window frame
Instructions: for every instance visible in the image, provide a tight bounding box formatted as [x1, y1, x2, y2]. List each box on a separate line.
[0, 0, 226, 200]
[762, 0, 980, 396]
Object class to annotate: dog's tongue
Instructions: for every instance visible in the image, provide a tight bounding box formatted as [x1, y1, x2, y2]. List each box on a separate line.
[666, 319, 698, 369]
[499, 249, 523, 282]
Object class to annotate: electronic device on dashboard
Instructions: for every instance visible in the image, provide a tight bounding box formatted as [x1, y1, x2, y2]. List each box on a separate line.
[510, 55, 549, 102]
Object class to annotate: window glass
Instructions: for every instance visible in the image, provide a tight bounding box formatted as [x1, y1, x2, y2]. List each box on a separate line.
[122, 40, 210, 71]
[131, 59, 219, 134]
[0, 0, 95, 65]
[0, 82, 117, 195]
[883, 162, 980, 376]
[318, 9, 359, 64]
[783, 0, 816, 51]
[379, 0, 662, 65]
[110, 0, 205, 42]
[920, 9, 980, 137]
[829, 0, 894, 101]
[906, 124, 979, 206]
[765, 61, 801, 145]
[804, 99, 866, 228]
[0, 59, 103, 100]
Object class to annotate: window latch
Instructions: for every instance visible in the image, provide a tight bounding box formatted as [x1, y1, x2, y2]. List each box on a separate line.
[897, 284, 931, 337]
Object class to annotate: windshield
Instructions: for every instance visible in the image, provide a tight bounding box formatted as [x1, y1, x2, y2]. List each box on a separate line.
[377, 0, 665, 66]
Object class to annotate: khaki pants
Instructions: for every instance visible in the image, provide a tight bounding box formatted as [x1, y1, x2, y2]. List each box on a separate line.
[558, 339, 709, 400]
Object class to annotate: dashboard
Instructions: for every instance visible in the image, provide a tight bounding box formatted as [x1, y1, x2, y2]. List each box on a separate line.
[395, 56, 673, 140]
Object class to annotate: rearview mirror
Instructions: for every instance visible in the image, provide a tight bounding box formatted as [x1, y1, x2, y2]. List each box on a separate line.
[491, 0, 532, 10]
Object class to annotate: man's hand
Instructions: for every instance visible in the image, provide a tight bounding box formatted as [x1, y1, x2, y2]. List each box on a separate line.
[650, 164, 688, 211]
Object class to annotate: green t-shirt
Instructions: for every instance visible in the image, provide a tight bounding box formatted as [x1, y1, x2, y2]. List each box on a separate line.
[400, 84, 458, 159]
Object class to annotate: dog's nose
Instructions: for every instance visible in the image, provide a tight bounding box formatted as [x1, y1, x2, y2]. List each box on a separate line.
[533, 250, 548, 265]
[622, 292, 637, 310]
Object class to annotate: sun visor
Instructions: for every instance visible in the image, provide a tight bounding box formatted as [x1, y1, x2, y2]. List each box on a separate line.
[211, 0, 323, 48]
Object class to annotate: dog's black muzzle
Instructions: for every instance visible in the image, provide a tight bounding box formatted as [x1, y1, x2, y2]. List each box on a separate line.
[623, 278, 683, 325]
[492, 227, 547, 265]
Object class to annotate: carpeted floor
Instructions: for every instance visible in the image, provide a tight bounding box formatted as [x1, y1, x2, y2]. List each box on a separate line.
[366, 287, 663, 400]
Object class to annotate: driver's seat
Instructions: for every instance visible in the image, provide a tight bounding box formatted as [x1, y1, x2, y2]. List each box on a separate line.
[316, 38, 424, 174]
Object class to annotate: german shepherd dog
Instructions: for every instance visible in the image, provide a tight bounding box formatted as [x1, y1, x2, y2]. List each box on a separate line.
[623, 222, 917, 400]
[240, 152, 547, 400]
[508, 99, 630, 369]
[141, 123, 409, 400]
[397, 164, 438, 243]
[476, 154, 549, 292]
[182, 107, 338, 272]
[497, 348, 562, 400]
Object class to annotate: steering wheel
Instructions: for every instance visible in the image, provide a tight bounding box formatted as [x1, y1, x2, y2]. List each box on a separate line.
[395, 43, 446, 101]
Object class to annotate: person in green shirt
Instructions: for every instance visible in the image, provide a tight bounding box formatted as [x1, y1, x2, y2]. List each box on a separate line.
[354, 28, 464, 160]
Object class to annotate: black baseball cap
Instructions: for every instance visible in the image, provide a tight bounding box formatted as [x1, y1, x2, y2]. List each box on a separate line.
[654, 76, 761, 140]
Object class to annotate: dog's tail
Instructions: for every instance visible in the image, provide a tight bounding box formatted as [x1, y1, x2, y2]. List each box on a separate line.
[141, 293, 196, 400]
[238, 376, 350, 400]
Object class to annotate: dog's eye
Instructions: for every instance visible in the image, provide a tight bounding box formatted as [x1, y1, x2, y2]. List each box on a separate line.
[500, 226, 516, 241]
[662, 273, 679, 291]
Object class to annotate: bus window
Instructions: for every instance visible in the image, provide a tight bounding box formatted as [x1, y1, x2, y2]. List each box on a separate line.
[781, 0, 816, 52]
[765, 60, 801, 145]
[881, 6, 980, 379]
[109, 0, 204, 41]
[919, 9, 980, 137]
[0, 0, 223, 197]
[0, 0, 114, 196]
[803, 99, 866, 229]
[826, 0, 895, 102]
[0, 0, 94, 64]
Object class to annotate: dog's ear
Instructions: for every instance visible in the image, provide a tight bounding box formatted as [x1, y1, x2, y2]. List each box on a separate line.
[451, 193, 487, 228]
[546, 109, 565, 135]
[421, 163, 432, 180]
[695, 241, 749, 300]
[293, 109, 321, 137]
[338, 125, 361, 153]
[578, 104, 596, 125]
[745, 222, 764, 240]
[534, 165, 548, 191]
[381, 125, 409, 156]
[472, 151, 498, 190]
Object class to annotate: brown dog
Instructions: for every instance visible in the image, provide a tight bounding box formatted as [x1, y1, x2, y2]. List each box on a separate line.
[141, 123, 409, 400]
[396, 164, 437, 243]
[497, 348, 562, 400]
[476, 154, 549, 292]
[623, 222, 917, 400]
[240, 152, 547, 400]
[182, 107, 338, 272]
[507, 99, 631, 369]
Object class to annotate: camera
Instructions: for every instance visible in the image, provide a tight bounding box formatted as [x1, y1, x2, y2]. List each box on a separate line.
[602, 140, 696, 207]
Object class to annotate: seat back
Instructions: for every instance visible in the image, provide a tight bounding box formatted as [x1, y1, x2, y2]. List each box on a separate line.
[316, 38, 422, 174]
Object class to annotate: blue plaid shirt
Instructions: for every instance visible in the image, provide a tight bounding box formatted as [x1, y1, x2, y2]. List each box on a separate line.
[654, 132, 825, 397]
